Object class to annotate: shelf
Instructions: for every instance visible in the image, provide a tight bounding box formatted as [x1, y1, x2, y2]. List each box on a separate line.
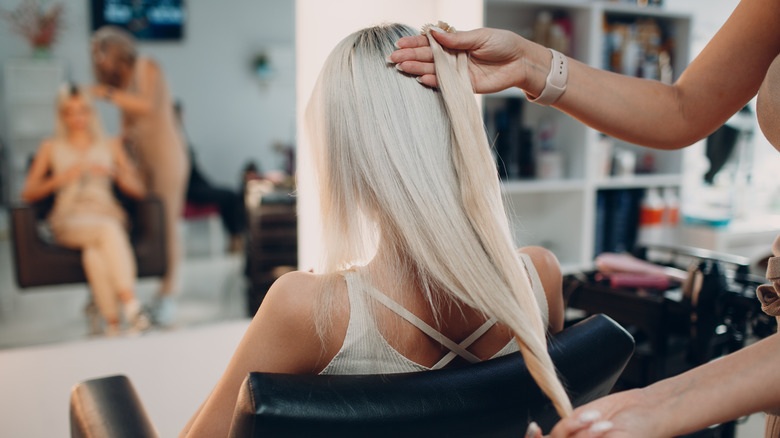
[595, 174, 683, 190]
[501, 179, 587, 194]
[597, 1, 690, 19]
[487, 0, 590, 9]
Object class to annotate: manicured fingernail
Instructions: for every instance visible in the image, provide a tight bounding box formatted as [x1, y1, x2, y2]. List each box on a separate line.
[415, 76, 424, 84]
[578, 410, 601, 423]
[394, 41, 401, 49]
[385, 55, 394, 64]
[395, 63, 404, 72]
[430, 26, 445, 33]
[525, 421, 540, 438]
[590, 421, 613, 433]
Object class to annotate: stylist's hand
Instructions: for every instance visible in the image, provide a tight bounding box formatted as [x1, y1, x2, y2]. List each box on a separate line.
[88, 84, 112, 100]
[388, 27, 549, 95]
[533, 389, 668, 438]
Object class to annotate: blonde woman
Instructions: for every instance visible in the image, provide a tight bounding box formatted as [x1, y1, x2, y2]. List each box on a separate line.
[179, 24, 570, 437]
[90, 25, 190, 326]
[21, 85, 148, 335]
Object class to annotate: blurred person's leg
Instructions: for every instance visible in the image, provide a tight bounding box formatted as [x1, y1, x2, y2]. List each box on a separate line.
[151, 169, 188, 326]
[56, 220, 121, 333]
[93, 219, 148, 332]
[82, 247, 121, 333]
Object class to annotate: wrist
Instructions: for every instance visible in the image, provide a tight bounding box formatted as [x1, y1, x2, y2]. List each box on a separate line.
[518, 41, 553, 96]
[640, 382, 684, 436]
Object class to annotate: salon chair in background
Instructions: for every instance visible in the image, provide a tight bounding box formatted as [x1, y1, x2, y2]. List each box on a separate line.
[10, 191, 167, 288]
[70, 314, 634, 438]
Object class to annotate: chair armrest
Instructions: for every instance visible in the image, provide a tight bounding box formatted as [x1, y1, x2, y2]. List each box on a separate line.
[70, 375, 158, 438]
[10, 205, 49, 287]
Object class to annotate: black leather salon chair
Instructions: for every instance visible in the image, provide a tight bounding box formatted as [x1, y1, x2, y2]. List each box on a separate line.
[70, 314, 634, 438]
[10, 194, 167, 288]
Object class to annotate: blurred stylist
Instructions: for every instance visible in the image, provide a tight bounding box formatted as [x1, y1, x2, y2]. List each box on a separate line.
[389, 0, 780, 436]
[90, 26, 190, 326]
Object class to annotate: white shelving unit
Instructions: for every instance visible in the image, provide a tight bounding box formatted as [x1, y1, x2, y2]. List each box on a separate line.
[2, 58, 64, 203]
[484, 0, 692, 273]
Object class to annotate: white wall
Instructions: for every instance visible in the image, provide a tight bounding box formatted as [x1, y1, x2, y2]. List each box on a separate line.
[0, 0, 295, 188]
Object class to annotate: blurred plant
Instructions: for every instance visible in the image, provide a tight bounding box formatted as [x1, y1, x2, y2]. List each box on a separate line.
[1, 0, 64, 50]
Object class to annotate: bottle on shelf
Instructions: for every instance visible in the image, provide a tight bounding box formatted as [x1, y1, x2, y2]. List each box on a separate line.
[637, 187, 665, 245]
[662, 187, 680, 243]
[536, 118, 564, 180]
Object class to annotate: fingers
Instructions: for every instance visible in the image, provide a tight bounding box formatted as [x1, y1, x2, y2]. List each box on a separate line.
[548, 411, 612, 438]
[394, 60, 435, 76]
[417, 74, 438, 89]
[526, 422, 543, 438]
[388, 46, 433, 64]
[429, 27, 485, 50]
[395, 34, 429, 49]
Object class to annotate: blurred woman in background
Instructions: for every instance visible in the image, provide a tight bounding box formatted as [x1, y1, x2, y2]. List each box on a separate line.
[90, 25, 190, 326]
[21, 84, 148, 335]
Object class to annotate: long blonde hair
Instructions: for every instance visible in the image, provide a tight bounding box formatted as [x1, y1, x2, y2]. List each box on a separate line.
[54, 84, 106, 143]
[306, 24, 572, 417]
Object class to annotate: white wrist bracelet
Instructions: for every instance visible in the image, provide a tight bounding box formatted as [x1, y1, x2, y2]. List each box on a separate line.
[526, 49, 568, 106]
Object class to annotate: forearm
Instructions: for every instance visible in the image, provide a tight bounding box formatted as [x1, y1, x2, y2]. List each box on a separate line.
[554, 61, 707, 149]
[21, 175, 65, 202]
[645, 333, 780, 436]
[179, 395, 210, 438]
[115, 169, 146, 199]
[108, 89, 152, 115]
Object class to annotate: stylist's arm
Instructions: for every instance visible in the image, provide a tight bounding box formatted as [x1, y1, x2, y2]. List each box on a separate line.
[389, 0, 780, 150]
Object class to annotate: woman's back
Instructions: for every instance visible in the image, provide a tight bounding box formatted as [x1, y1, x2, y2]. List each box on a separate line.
[319, 251, 552, 375]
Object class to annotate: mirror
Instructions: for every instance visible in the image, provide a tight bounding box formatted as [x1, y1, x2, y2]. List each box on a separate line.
[0, 0, 296, 348]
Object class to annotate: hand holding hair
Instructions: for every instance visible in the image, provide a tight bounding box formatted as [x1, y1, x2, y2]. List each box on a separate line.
[389, 26, 552, 96]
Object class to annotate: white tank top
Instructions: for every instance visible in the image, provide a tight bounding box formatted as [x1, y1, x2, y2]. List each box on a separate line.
[320, 254, 548, 375]
[48, 138, 127, 228]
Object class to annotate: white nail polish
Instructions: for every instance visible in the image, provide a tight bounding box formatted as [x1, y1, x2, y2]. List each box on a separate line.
[395, 63, 404, 72]
[385, 55, 394, 64]
[430, 26, 445, 33]
[589, 421, 613, 433]
[394, 41, 401, 49]
[415, 77, 424, 84]
[525, 421, 541, 438]
[578, 410, 601, 423]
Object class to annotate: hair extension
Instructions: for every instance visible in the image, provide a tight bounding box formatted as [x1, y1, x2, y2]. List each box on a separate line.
[306, 23, 572, 417]
[423, 22, 573, 417]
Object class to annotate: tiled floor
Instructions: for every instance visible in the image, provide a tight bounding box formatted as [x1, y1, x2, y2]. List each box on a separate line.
[0, 219, 247, 350]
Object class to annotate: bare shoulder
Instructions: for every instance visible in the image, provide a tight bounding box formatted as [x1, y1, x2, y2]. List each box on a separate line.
[518, 246, 564, 333]
[31, 139, 55, 165]
[259, 271, 321, 326]
[243, 270, 349, 373]
[38, 139, 55, 154]
[518, 246, 562, 280]
[138, 56, 160, 72]
[260, 270, 348, 332]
